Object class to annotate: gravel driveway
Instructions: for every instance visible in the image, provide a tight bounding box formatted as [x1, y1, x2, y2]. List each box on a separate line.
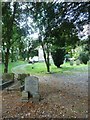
[1, 70, 88, 119]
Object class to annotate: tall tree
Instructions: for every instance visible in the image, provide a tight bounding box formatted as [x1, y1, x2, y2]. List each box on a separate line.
[50, 21, 79, 67]
[2, 2, 89, 73]
[2, 2, 17, 73]
[28, 2, 69, 72]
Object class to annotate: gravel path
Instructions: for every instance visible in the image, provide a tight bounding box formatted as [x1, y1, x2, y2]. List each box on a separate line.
[38, 72, 88, 97]
[12, 64, 31, 74]
[1, 70, 88, 119]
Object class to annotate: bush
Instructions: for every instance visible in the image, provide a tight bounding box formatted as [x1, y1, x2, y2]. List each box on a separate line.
[79, 52, 89, 64]
[51, 48, 65, 68]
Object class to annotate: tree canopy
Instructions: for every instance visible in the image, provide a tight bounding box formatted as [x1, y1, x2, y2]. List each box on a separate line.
[2, 2, 90, 73]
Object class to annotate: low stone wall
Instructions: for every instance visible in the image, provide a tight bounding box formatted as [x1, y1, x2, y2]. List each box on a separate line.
[0, 80, 14, 90]
[2, 73, 14, 82]
[6, 85, 24, 91]
[17, 73, 30, 80]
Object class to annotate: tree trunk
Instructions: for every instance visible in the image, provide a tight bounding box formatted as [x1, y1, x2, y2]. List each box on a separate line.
[3, 3, 17, 73]
[41, 41, 50, 73]
[46, 43, 50, 72]
[2, 42, 5, 63]
[11, 47, 14, 62]
[4, 48, 9, 73]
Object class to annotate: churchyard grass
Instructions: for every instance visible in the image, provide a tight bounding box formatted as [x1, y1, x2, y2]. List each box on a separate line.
[0, 61, 88, 75]
[0, 61, 27, 74]
[25, 62, 88, 75]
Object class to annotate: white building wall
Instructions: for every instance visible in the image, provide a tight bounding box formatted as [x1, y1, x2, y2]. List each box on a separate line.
[38, 46, 45, 62]
[38, 46, 53, 62]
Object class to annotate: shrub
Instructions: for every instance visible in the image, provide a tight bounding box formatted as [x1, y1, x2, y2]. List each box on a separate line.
[79, 52, 89, 64]
[51, 48, 65, 68]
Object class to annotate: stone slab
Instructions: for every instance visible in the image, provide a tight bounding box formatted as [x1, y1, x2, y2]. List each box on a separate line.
[25, 76, 39, 95]
[24, 76, 40, 102]
[22, 91, 28, 100]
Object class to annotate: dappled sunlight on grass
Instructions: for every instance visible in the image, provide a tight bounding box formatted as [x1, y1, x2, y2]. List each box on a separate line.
[0, 61, 88, 75]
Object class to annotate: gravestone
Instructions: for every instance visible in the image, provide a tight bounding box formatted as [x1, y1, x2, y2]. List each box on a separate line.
[25, 76, 40, 102]
[70, 60, 74, 66]
[2, 73, 14, 82]
[22, 91, 28, 102]
[76, 59, 80, 65]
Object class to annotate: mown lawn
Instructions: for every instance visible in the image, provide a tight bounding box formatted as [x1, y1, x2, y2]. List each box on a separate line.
[0, 60, 88, 75]
[24, 61, 88, 75]
[0, 61, 27, 74]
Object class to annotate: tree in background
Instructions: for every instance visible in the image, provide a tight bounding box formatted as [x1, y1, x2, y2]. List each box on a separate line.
[2, 2, 17, 73]
[16, 2, 89, 70]
[50, 21, 79, 67]
[51, 48, 65, 68]
[28, 2, 56, 72]
[2, 2, 90, 73]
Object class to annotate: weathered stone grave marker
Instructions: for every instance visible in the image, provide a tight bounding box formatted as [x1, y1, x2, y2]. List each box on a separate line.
[70, 60, 74, 66]
[22, 91, 28, 102]
[76, 59, 80, 65]
[22, 76, 40, 102]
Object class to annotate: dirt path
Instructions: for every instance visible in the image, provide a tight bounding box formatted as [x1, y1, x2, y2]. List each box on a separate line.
[1, 70, 88, 119]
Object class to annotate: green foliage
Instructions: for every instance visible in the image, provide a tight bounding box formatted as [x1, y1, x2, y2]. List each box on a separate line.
[2, 2, 18, 72]
[50, 21, 79, 67]
[51, 48, 65, 68]
[2, 2, 90, 73]
[79, 52, 89, 64]
[73, 46, 82, 59]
